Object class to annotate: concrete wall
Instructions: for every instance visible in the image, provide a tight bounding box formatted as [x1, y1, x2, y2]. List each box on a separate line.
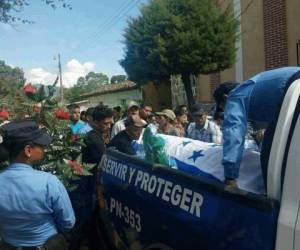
[219, 0, 266, 81]
[87, 88, 142, 108]
[220, 68, 235, 84]
[286, 0, 300, 66]
[196, 75, 211, 102]
[241, 0, 265, 79]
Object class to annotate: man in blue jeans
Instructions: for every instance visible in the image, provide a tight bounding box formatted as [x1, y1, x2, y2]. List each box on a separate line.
[222, 67, 300, 187]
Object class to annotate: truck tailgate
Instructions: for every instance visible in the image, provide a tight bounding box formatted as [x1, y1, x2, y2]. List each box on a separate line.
[97, 150, 279, 250]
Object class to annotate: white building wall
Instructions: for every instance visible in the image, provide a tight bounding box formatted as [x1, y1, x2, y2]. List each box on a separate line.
[88, 89, 142, 108]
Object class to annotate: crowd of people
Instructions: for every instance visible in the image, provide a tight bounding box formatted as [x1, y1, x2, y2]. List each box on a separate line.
[1, 66, 300, 250]
[0, 99, 228, 250]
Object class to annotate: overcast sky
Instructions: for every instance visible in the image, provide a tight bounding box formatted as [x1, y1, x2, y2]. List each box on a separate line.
[0, 0, 148, 87]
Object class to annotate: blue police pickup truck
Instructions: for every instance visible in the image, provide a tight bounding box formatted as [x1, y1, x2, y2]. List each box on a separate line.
[96, 76, 300, 250]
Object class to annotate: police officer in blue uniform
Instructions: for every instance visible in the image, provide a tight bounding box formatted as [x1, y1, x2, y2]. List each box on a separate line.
[0, 120, 75, 250]
[222, 67, 300, 187]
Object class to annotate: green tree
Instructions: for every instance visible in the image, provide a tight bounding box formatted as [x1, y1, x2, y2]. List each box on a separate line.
[120, 0, 239, 107]
[110, 75, 127, 84]
[76, 76, 85, 87]
[0, 60, 26, 106]
[85, 71, 109, 89]
[64, 85, 83, 103]
[65, 71, 109, 102]
[0, 0, 71, 24]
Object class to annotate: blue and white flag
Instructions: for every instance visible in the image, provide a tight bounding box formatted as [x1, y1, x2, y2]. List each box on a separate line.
[137, 125, 265, 195]
[159, 134, 265, 194]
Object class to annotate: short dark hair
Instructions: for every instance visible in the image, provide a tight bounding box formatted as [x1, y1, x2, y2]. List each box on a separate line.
[8, 142, 29, 161]
[113, 106, 121, 113]
[0, 142, 26, 162]
[179, 104, 187, 109]
[128, 105, 139, 112]
[68, 104, 80, 110]
[86, 107, 95, 116]
[140, 103, 152, 109]
[213, 81, 239, 105]
[92, 105, 113, 121]
[175, 104, 188, 116]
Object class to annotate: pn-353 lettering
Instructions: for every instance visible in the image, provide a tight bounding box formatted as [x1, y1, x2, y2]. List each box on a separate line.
[109, 197, 141, 232]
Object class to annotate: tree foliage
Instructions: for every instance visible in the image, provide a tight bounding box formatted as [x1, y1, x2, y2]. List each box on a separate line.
[84, 71, 109, 87]
[110, 74, 126, 84]
[64, 86, 82, 103]
[120, 0, 239, 106]
[0, 60, 26, 107]
[0, 0, 71, 24]
[65, 71, 109, 102]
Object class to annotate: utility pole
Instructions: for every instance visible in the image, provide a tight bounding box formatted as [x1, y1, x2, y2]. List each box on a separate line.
[58, 53, 64, 105]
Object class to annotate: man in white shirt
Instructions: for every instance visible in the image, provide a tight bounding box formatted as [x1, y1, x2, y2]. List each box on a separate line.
[110, 101, 140, 139]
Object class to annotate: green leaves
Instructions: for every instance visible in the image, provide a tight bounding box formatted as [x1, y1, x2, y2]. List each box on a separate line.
[65, 71, 109, 102]
[110, 75, 126, 84]
[17, 79, 94, 190]
[39, 122, 94, 190]
[0, 61, 25, 104]
[121, 0, 239, 80]
[0, 0, 71, 24]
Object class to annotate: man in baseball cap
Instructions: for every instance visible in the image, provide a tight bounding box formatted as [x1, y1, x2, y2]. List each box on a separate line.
[127, 101, 140, 110]
[156, 109, 176, 121]
[111, 101, 141, 139]
[156, 109, 181, 136]
[108, 114, 146, 155]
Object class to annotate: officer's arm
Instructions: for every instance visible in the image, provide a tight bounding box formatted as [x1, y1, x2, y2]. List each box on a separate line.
[222, 96, 248, 181]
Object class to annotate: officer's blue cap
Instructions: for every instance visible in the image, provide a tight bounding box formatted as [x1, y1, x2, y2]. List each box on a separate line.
[0, 120, 52, 146]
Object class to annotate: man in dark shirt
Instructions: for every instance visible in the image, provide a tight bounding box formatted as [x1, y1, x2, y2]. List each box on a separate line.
[82, 106, 113, 164]
[108, 115, 146, 155]
[69, 105, 113, 250]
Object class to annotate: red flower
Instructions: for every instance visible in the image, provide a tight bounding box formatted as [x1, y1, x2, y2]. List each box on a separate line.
[0, 110, 9, 119]
[54, 109, 70, 120]
[33, 104, 41, 113]
[68, 160, 84, 175]
[23, 83, 37, 94]
[71, 134, 77, 141]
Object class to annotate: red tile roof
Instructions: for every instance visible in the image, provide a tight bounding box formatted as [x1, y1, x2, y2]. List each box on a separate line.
[81, 81, 138, 97]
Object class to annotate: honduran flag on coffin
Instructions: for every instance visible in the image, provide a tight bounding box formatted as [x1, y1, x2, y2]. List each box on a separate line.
[136, 125, 265, 195]
[159, 134, 265, 195]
